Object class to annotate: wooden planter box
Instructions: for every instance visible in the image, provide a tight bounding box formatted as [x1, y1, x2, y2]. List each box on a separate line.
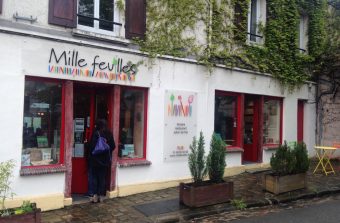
[0, 206, 41, 223]
[264, 173, 307, 194]
[179, 181, 234, 207]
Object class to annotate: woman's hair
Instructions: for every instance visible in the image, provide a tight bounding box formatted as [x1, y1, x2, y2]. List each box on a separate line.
[95, 119, 107, 131]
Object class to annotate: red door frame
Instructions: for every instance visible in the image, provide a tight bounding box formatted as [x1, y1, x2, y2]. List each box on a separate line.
[297, 100, 304, 142]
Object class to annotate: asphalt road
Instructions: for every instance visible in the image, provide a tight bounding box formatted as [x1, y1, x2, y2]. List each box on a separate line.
[192, 195, 340, 223]
[230, 199, 340, 223]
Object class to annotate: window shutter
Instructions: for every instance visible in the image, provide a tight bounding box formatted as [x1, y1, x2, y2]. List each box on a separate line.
[125, 0, 146, 39]
[0, 0, 3, 14]
[48, 0, 77, 28]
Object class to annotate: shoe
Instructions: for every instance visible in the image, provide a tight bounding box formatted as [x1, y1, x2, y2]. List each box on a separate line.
[92, 194, 99, 203]
[99, 196, 105, 203]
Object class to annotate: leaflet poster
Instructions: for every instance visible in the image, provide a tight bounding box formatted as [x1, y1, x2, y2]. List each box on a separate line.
[164, 90, 197, 161]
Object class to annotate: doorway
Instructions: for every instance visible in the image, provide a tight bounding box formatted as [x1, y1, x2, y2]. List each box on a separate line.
[71, 85, 110, 194]
[243, 95, 260, 162]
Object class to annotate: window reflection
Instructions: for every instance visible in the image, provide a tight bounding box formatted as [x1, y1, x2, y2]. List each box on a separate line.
[214, 95, 237, 146]
[263, 99, 281, 144]
[22, 80, 62, 166]
[119, 88, 146, 159]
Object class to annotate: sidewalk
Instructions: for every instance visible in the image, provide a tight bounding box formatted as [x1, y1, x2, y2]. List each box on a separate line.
[42, 159, 340, 223]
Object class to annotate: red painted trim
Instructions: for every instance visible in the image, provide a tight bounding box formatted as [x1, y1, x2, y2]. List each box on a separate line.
[143, 88, 148, 159]
[60, 82, 65, 164]
[110, 85, 121, 191]
[297, 100, 304, 142]
[239, 94, 245, 149]
[63, 81, 74, 197]
[258, 96, 264, 163]
[279, 99, 283, 144]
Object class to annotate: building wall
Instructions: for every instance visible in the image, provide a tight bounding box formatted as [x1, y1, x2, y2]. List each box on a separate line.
[0, 0, 317, 210]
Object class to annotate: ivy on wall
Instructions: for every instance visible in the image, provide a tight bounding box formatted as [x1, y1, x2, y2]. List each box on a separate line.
[137, 0, 327, 90]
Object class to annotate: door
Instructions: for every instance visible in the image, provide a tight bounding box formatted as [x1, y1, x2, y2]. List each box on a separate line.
[71, 86, 109, 194]
[297, 100, 304, 143]
[243, 95, 260, 162]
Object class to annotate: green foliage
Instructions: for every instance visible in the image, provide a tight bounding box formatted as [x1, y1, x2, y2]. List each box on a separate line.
[207, 133, 226, 183]
[270, 142, 296, 176]
[231, 198, 247, 210]
[14, 200, 34, 215]
[0, 160, 15, 217]
[138, 0, 206, 58]
[292, 142, 310, 174]
[115, 0, 125, 12]
[188, 132, 207, 184]
[270, 141, 310, 175]
[139, 0, 327, 90]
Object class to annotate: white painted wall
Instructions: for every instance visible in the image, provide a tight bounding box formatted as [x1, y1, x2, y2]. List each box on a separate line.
[0, 30, 316, 195]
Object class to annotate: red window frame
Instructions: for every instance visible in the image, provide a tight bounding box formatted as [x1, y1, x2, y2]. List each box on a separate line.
[215, 91, 242, 148]
[263, 96, 283, 146]
[21, 76, 65, 169]
[118, 86, 148, 160]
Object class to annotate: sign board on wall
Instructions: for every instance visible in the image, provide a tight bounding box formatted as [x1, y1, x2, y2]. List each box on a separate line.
[164, 90, 197, 161]
[21, 38, 153, 87]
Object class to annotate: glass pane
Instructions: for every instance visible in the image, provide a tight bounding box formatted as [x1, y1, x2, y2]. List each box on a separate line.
[250, 0, 257, 41]
[244, 98, 254, 144]
[95, 94, 108, 121]
[22, 80, 62, 166]
[214, 95, 237, 146]
[73, 92, 91, 158]
[99, 0, 114, 31]
[263, 99, 281, 144]
[119, 89, 145, 159]
[78, 0, 94, 27]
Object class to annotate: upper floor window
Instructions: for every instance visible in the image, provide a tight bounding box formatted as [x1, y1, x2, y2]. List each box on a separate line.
[48, 0, 146, 39]
[298, 15, 308, 53]
[247, 0, 266, 44]
[78, 0, 121, 36]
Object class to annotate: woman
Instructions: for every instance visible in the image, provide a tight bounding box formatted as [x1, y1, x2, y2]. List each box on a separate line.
[88, 119, 115, 203]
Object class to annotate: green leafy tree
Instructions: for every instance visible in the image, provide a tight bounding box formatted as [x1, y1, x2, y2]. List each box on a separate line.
[188, 131, 207, 184]
[207, 133, 226, 183]
[0, 160, 15, 216]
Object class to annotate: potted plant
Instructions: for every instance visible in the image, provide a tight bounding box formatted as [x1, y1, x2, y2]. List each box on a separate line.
[0, 160, 41, 223]
[179, 132, 234, 207]
[264, 141, 310, 194]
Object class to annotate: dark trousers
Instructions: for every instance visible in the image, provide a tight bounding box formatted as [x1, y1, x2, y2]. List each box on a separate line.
[90, 166, 108, 196]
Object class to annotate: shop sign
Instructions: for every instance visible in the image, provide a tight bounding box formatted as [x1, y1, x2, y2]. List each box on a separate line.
[48, 48, 139, 81]
[164, 90, 197, 161]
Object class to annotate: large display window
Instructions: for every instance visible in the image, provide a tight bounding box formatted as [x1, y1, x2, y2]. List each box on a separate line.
[119, 87, 148, 159]
[214, 92, 241, 147]
[22, 78, 63, 167]
[263, 98, 282, 145]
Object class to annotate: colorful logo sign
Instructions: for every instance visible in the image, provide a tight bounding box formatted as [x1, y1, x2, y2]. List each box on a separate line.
[167, 94, 194, 117]
[48, 48, 139, 81]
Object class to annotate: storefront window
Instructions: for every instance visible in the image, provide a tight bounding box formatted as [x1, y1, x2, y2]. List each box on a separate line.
[119, 88, 146, 159]
[214, 94, 238, 146]
[22, 79, 62, 167]
[263, 98, 281, 145]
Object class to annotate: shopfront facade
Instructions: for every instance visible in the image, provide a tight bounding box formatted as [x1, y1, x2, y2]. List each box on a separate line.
[0, 1, 316, 211]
